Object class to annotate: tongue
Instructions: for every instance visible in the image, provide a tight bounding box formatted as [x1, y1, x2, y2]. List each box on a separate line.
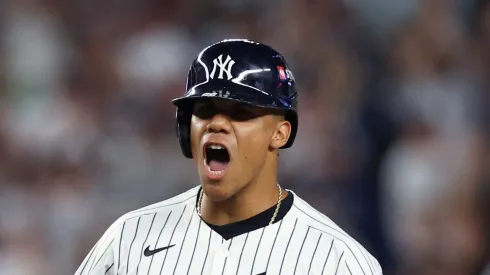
[209, 160, 228, 171]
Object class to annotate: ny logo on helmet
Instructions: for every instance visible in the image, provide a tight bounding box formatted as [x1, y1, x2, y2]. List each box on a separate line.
[210, 54, 235, 80]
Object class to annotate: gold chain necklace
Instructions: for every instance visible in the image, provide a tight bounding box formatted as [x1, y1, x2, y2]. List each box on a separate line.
[197, 183, 283, 225]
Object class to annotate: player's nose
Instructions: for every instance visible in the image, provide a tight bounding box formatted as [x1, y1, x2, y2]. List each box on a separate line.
[206, 113, 232, 134]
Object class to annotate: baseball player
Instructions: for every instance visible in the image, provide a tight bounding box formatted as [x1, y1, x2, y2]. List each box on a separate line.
[74, 39, 383, 275]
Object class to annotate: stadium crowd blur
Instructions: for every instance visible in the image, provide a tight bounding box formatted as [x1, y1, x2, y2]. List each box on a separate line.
[0, 0, 489, 274]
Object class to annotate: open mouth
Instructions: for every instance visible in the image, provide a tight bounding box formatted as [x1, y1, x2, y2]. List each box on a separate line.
[204, 143, 230, 178]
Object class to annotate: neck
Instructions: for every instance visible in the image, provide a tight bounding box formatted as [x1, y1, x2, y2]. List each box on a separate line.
[200, 176, 287, 226]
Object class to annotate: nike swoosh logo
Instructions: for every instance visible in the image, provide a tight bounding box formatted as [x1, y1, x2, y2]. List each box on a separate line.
[143, 244, 175, 257]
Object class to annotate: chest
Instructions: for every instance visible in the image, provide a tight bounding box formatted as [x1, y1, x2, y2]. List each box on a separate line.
[115, 212, 329, 275]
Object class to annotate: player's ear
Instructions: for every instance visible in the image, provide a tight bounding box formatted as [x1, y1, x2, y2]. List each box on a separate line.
[270, 119, 291, 150]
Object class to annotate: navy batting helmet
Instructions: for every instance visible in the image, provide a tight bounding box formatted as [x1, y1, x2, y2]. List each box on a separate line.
[171, 39, 299, 158]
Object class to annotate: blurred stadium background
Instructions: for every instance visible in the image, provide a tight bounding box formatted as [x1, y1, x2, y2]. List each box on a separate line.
[0, 0, 488, 274]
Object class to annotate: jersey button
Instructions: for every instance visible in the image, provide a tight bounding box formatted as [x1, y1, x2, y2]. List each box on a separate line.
[217, 248, 229, 258]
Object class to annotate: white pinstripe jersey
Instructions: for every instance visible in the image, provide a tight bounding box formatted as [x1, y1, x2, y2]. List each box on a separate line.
[74, 186, 382, 275]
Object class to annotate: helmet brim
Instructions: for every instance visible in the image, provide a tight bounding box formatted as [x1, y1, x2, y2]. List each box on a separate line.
[172, 80, 296, 111]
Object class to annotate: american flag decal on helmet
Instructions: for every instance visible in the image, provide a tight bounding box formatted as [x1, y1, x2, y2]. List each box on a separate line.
[277, 66, 287, 80]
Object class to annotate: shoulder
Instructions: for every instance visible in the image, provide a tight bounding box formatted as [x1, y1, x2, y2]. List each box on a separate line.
[289, 190, 383, 275]
[74, 186, 200, 274]
[100, 186, 199, 241]
[117, 185, 199, 226]
[124, 186, 199, 218]
[94, 186, 199, 254]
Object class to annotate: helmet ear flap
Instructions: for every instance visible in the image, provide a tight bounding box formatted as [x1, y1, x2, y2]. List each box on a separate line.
[176, 107, 193, 158]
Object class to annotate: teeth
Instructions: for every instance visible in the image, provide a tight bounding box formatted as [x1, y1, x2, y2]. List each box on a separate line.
[208, 144, 225, 150]
[207, 165, 226, 175]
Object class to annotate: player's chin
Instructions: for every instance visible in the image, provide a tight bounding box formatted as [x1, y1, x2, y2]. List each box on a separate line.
[200, 182, 234, 202]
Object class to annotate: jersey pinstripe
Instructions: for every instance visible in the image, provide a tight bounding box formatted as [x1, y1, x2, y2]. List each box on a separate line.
[74, 186, 383, 275]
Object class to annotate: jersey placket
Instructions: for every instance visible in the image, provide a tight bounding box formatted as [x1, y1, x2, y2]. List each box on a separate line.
[210, 236, 233, 274]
